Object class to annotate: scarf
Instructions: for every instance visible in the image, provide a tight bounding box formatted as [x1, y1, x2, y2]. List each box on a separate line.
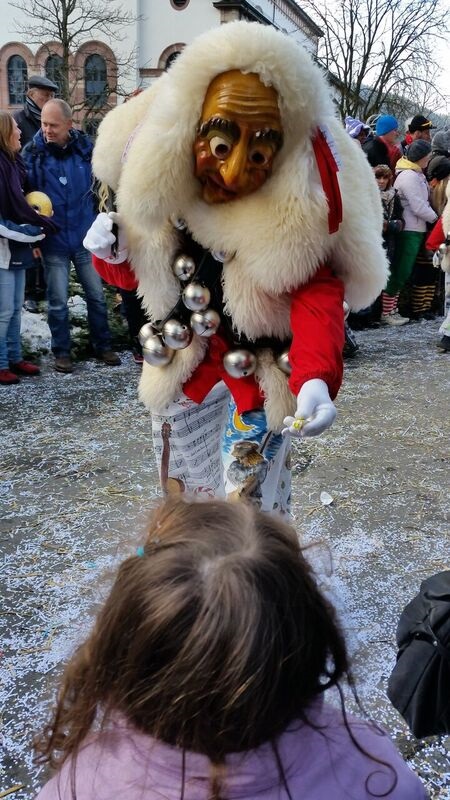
[25, 95, 42, 124]
[395, 157, 423, 173]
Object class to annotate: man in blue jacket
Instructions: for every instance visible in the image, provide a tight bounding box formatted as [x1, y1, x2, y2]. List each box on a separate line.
[23, 98, 120, 373]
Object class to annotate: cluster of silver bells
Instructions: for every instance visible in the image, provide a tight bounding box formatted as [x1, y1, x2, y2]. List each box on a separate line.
[138, 253, 292, 378]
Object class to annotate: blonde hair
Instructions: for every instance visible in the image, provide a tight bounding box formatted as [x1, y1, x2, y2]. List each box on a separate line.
[431, 176, 449, 216]
[0, 111, 16, 160]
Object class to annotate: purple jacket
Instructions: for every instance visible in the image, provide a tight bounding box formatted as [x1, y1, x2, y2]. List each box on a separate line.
[35, 701, 427, 800]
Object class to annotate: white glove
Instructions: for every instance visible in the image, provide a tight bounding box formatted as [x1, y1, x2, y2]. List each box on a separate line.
[83, 211, 128, 264]
[282, 378, 336, 438]
[432, 251, 442, 270]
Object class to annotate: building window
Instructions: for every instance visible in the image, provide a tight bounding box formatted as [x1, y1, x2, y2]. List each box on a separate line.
[165, 51, 181, 69]
[84, 54, 107, 107]
[170, 0, 190, 9]
[8, 55, 28, 105]
[83, 117, 102, 140]
[45, 54, 63, 95]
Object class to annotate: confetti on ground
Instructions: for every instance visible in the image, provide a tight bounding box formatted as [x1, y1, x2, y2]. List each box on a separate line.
[0, 321, 449, 798]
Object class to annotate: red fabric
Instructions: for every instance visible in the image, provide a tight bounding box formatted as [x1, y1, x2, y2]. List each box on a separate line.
[379, 136, 402, 172]
[312, 130, 343, 234]
[288, 264, 345, 400]
[183, 332, 264, 414]
[92, 255, 138, 291]
[184, 264, 345, 410]
[425, 217, 445, 250]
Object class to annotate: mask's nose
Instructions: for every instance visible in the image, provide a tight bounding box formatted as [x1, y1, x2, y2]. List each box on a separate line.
[219, 143, 248, 192]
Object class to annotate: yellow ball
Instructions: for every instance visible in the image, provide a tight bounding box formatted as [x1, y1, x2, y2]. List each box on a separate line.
[25, 191, 53, 217]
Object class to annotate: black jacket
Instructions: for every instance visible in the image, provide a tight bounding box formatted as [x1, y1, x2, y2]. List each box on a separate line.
[13, 107, 40, 150]
[362, 136, 390, 168]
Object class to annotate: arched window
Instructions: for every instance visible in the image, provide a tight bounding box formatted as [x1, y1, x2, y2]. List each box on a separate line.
[8, 55, 28, 105]
[165, 51, 181, 70]
[45, 54, 63, 95]
[84, 54, 107, 107]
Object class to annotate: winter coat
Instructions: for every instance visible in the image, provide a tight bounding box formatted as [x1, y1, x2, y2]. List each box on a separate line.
[380, 188, 404, 264]
[13, 106, 40, 150]
[35, 702, 427, 800]
[91, 22, 388, 429]
[22, 129, 97, 255]
[394, 160, 438, 232]
[0, 150, 56, 270]
[363, 136, 402, 171]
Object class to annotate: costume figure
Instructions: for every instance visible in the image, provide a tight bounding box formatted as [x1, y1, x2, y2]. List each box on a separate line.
[84, 22, 387, 509]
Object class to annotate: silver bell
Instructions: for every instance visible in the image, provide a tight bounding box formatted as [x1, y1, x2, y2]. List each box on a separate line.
[138, 322, 157, 347]
[190, 309, 221, 337]
[173, 254, 196, 282]
[223, 349, 257, 379]
[343, 300, 350, 320]
[162, 318, 193, 350]
[182, 282, 211, 311]
[276, 351, 292, 375]
[142, 336, 174, 367]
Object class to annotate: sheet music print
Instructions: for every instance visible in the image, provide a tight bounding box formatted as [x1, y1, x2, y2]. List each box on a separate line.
[152, 386, 229, 496]
[152, 387, 291, 512]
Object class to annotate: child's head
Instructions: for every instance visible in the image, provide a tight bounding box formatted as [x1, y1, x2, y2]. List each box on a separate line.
[373, 164, 393, 190]
[36, 497, 349, 767]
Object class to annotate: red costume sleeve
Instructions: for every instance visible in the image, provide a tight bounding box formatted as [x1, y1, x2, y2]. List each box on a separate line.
[91, 255, 139, 291]
[288, 265, 345, 400]
[425, 217, 445, 251]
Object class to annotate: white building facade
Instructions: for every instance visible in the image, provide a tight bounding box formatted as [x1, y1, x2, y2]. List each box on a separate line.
[0, 0, 322, 126]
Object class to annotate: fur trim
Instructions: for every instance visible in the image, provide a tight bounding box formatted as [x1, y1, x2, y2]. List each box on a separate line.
[138, 335, 208, 411]
[442, 187, 450, 273]
[92, 83, 162, 192]
[255, 350, 296, 432]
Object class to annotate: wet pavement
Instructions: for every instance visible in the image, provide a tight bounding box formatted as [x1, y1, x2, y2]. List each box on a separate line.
[0, 320, 449, 798]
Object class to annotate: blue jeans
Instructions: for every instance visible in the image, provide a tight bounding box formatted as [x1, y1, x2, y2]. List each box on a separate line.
[44, 248, 112, 357]
[0, 268, 25, 369]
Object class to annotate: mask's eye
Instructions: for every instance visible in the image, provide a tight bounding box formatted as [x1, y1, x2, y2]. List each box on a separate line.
[209, 136, 232, 159]
[248, 144, 273, 167]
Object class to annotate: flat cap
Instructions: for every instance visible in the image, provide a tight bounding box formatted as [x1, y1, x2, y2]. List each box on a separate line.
[28, 75, 58, 92]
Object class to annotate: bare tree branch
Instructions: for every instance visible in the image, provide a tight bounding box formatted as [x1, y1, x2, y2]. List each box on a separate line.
[302, 0, 449, 120]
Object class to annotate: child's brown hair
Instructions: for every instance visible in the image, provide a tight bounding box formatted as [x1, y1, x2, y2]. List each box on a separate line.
[36, 497, 350, 774]
[373, 164, 393, 187]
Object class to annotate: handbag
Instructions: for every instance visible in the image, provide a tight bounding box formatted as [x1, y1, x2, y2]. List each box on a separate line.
[387, 571, 450, 738]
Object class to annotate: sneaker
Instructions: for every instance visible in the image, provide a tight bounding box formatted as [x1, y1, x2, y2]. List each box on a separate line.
[23, 299, 39, 313]
[10, 360, 40, 376]
[54, 356, 73, 374]
[380, 311, 410, 326]
[0, 368, 20, 385]
[437, 335, 450, 352]
[98, 350, 121, 366]
[421, 310, 437, 321]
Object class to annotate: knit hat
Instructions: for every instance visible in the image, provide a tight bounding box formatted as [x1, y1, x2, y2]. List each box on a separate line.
[407, 139, 432, 163]
[431, 129, 450, 155]
[409, 114, 434, 133]
[375, 115, 398, 136]
[427, 155, 450, 182]
[345, 116, 370, 138]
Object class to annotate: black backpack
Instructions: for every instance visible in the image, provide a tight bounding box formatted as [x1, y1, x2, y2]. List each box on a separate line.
[387, 571, 450, 738]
